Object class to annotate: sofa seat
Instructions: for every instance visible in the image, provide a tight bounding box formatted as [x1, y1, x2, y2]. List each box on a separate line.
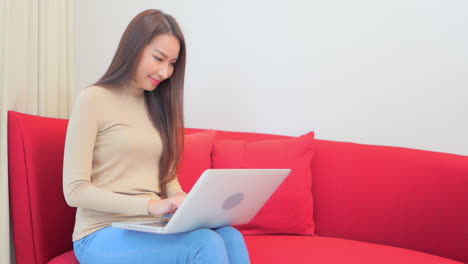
[46, 235, 463, 264]
[47, 251, 78, 264]
[244, 236, 462, 264]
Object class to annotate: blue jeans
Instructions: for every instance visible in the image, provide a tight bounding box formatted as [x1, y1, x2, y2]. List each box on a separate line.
[73, 226, 250, 264]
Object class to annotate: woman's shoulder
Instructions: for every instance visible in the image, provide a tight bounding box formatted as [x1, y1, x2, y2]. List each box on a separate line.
[72, 86, 116, 114]
[76, 84, 119, 104]
[78, 84, 113, 98]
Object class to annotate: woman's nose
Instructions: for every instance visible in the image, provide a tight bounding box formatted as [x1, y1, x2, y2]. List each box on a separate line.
[157, 64, 169, 80]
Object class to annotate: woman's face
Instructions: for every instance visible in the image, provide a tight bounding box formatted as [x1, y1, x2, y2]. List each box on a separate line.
[134, 33, 180, 91]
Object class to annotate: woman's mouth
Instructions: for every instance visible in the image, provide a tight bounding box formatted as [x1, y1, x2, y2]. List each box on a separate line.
[149, 76, 161, 85]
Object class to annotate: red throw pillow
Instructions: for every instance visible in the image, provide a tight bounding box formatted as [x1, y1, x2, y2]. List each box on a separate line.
[212, 132, 316, 235]
[178, 130, 217, 192]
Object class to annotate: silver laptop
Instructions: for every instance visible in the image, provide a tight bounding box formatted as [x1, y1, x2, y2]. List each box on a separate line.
[112, 168, 290, 234]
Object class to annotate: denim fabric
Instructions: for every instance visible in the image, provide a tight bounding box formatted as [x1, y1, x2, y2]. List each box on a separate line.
[73, 226, 250, 264]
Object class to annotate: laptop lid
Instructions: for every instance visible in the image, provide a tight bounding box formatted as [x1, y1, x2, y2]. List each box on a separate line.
[112, 168, 291, 234]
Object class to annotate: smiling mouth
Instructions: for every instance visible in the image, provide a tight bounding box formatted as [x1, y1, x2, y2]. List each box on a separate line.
[149, 76, 161, 85]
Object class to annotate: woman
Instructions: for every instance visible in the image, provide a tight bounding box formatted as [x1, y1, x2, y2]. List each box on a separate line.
[63, 9, 250, 264]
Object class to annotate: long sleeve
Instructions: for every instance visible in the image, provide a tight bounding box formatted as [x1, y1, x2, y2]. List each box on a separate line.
[63, 88, 150, 216]
[167, 177, 185, 197]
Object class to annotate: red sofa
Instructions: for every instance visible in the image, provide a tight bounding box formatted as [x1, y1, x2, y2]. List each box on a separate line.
[8, 110, 467, 264]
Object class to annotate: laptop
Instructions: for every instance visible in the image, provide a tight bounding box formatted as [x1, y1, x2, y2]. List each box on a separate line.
[112, 168, 291, 234]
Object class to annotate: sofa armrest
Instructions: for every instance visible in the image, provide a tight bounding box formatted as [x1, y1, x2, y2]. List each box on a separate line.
[312, 140, 468, 263]
[8, 111, 76, 264]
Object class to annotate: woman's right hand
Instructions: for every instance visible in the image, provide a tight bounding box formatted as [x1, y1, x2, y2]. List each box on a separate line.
[147, 196, 185, 217]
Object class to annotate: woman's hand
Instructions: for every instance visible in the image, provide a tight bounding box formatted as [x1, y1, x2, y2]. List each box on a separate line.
[147, 193, 187, 216]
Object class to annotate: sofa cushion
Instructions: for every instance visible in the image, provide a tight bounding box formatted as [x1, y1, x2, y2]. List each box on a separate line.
[178, 130, 216, 192]
[244, 236, 462, 264]
[212, 132, 316, 235]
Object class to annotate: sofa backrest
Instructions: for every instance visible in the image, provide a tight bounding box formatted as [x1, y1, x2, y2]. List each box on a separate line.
[188, 127, 468, 263]
[8, 111, 76, 264]
[311, 139, 468, 263]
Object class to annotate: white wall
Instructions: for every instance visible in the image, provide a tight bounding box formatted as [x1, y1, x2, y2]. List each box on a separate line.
[74, 0, 468, 156]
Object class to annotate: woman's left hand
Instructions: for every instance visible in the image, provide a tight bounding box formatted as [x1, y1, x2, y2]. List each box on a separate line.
[174, 192, 187, 197]
[169, 192, 187, 213]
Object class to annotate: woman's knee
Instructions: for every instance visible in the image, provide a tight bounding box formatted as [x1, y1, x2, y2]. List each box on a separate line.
[188, 229, 228, 263]
[215, 226, 244, 243]
[192, 229, 225, 248]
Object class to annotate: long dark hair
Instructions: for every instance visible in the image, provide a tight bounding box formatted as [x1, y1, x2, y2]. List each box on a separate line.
[94, 9, 186, 198]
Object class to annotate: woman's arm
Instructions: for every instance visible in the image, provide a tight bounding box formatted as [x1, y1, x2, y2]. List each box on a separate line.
[166, 177, 186, 197]
[62, 88, 150, 215]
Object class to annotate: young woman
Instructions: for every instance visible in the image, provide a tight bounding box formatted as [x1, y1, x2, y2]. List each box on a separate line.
[63, 9, 250, 264]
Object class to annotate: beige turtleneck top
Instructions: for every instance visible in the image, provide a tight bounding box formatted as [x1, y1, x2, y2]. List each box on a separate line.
[63, 81, 183, 241]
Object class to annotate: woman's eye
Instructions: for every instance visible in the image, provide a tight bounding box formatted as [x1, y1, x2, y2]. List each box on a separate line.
[171, 62, 177, 67]
[153, 56, 163, 62]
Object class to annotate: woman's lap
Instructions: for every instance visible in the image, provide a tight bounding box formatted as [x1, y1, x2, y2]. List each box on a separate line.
[74, 226, 249, 264]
